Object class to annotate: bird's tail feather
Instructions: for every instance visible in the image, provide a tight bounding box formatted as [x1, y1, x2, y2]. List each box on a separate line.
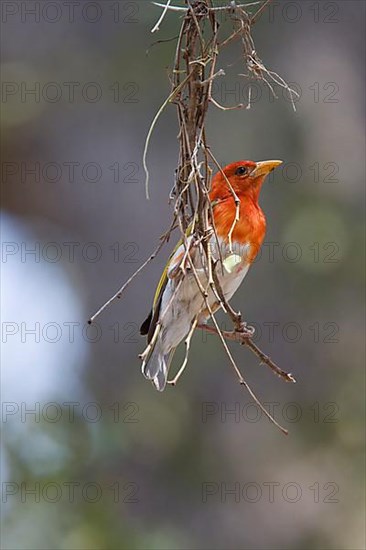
[141, 338, 176, 392]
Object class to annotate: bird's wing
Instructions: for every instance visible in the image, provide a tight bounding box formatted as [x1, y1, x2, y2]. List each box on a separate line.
[139, 201, 226, 340]
[140, 226, 193, 340]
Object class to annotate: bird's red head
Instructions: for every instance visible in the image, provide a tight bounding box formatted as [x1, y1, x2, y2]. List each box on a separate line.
[210, 159, 283, 203]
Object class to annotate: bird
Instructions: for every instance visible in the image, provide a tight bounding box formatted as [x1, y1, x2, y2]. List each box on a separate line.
[140, 159, 283, 391]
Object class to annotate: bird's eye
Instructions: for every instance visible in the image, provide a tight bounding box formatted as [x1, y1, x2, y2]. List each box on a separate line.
[235, 166, 248, 176]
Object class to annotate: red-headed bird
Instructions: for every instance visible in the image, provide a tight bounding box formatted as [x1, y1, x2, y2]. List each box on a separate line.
[140, 160, 282, 390]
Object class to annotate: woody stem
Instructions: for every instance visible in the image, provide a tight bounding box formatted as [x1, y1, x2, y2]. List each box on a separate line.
[197, 324, 296, 384]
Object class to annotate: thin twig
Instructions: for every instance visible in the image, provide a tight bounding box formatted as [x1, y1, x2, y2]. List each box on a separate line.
[251, 0, 272, 24]
[152, 2, 264, 12]
[151, 0, 172, 33]
[88, 217, 177, 323]
[200, 305, 289, 435]
[143, 72, 193, 199]
[210, 97, 245, 110]
[168, 317, 198, 385]
[198, 324, 296, 383]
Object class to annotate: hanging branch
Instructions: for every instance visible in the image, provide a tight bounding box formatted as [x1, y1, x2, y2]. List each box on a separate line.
[150, 0, 296, 434]
[90, 0, 297, 434]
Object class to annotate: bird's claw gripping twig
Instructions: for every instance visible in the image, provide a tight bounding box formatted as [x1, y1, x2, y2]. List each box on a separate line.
[237, 321, 255, 338]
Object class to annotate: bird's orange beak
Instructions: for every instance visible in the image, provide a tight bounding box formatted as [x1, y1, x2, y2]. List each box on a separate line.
[252, 160, 283, 178]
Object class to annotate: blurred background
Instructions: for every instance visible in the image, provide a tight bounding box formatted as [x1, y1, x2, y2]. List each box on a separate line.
[1, 1, 365, 549]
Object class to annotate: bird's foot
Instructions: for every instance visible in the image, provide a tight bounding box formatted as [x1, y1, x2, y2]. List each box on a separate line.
[236, 321, 255, 338]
